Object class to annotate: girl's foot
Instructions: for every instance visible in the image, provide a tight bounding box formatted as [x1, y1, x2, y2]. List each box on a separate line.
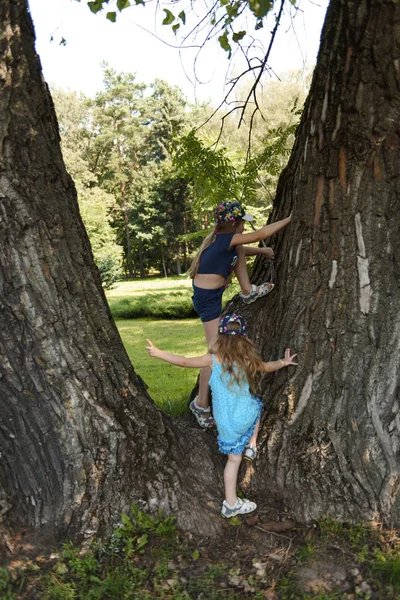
[244, 444, 257, 461]
[189, 398, 216, 429]
[221, 497, 257, 518]
[240, 282, 274, 304]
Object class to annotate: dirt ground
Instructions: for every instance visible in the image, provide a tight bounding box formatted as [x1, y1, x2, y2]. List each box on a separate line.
[2, 491, 399, 600]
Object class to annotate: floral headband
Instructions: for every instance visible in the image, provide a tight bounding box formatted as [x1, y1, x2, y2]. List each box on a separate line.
[218, 313, 248, 336]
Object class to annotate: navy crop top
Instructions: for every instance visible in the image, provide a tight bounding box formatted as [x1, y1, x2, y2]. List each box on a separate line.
[197, 232, 238, 278]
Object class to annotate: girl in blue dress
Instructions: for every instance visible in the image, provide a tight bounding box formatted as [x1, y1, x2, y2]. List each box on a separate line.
[146, 313, 297, 518]
[188, 200, 291, 430]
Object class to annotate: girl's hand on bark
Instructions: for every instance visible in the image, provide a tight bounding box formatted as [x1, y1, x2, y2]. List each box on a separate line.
[260, 247, 274, 259]
[283, 348, 297, 366]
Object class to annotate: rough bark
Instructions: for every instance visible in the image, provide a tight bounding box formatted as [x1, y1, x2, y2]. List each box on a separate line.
[0, 0, 224, 542]
[237, 0, 400, 526]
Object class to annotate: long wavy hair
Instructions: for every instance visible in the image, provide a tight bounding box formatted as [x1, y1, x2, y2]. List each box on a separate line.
[188, 220, 242, 278]
[209, 323, 264, 395]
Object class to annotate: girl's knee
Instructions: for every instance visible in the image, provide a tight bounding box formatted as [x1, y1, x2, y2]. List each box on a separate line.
[228, 453, 242, 465]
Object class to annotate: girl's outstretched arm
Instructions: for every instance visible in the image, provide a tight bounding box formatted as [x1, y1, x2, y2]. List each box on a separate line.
[230, 215, 291, 247]
[262, 348, 298, 373]
[244, 246, 274, 259]
[146, 339, 212, 368]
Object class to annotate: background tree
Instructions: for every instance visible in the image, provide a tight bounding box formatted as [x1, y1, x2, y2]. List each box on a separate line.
[89, 66, 146, 278]
[52, 88, 123, 287]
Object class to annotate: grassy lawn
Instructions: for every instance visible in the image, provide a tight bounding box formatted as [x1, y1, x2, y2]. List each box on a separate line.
[106, 277, 240, 320]
[107, 276, 193, 297]
[116, 318, 206, 416]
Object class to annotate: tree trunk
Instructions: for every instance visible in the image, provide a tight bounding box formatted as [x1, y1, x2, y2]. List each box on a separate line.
[160, 244, 168, 278]
[235, 0, 400, 526]
[0, 0, 223, 543]
[138, 238, 145, 278]
[121, 183, 134, 279]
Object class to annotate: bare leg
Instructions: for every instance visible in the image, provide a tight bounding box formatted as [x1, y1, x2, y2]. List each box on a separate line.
[247, 418, 260, 448]
[224, 453, 242, 506]
[233, 245, 252, 295]
[234, 245, 274, 303]
[195, 317, 220, 410]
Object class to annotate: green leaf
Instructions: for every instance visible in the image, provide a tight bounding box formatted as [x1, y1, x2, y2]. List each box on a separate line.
[117, 0, 131, 9]
[178, 10, 186, 24]
[172, 23, 180, 35]
[232, 30, 246, 43]
[136, 533, 149, 551]
[162, 9, 175, 25]
[192, 549, 200, 560]
[106, 11, 116, 22]
[218, 31, 232, 56]
[88, 1, 103, 14]
[248, 0, 273, 19]
[121, 512, 132, 526]
[225, 3, 239, 17]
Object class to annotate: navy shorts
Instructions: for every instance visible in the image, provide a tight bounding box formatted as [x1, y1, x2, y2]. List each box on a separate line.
[192, 283, 225, 323]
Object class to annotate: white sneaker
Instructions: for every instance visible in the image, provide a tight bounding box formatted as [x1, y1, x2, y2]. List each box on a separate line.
[244, 444, 257, 461]
[240, 282, 274, 304]
[221, 497, 257, 518]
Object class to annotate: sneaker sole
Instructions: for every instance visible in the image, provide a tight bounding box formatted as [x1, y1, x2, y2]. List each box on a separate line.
[241, 284, 274, 304]
[221, 506, 257, 518]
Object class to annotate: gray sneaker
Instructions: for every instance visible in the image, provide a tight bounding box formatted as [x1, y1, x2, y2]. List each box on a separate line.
[240, 282, 274, 304]
[189, 398, 216, 429]
[221, 497, 257, 518]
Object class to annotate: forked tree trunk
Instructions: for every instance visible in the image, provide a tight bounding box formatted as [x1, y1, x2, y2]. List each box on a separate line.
[2, 0, 400, 548]
[238, 0, 400, 525]
[0, 0, 223, 542]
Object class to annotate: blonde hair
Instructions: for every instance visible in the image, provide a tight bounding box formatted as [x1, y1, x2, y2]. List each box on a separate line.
[209, 325, 264, 395]
[188, 220, 242, 278]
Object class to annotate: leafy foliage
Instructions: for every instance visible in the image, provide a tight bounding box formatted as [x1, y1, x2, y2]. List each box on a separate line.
[85, 0, 297, 56]
[175, 119, 299, 213]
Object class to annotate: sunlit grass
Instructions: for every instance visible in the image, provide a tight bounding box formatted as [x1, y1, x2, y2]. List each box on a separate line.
[116, 318, 206, 416]
[107, 277, 240, 319]
[107, 276, 192, 297]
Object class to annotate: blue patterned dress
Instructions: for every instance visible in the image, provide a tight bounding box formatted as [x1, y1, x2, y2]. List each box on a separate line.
[209, 354, 262, 455]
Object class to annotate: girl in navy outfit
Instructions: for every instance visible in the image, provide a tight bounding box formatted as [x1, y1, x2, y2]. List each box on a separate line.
[188, 200, 291, 429]
[146, 313, 297, 518]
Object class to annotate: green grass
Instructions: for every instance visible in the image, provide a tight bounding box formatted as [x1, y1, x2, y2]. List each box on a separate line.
[107, 277, 240, 320]
[107, 278, 196, 319]
[116, 318, 206, 416]
[107, 277, 193, 297]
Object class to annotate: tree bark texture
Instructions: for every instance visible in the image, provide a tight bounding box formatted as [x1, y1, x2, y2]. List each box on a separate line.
[235, 0, 400, 526]
[0, 0, 224, 542]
